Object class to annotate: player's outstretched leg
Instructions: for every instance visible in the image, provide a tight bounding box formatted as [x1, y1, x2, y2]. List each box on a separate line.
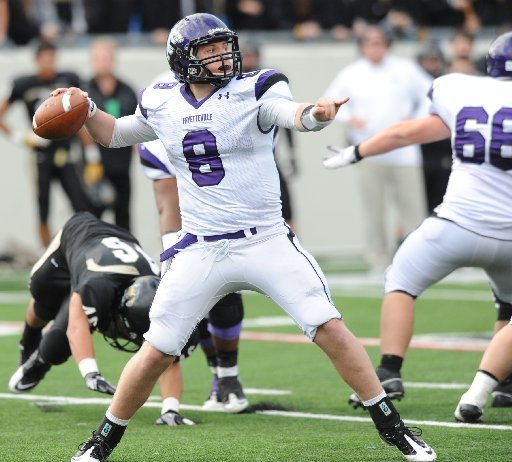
[315, 319, 436, 461]
[71, 343, 174, 462]
[454, 370, 498, 423]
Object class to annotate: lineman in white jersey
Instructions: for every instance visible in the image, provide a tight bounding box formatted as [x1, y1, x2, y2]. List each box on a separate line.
[323, 31, 512, 424]
[60, 13, 435, 462]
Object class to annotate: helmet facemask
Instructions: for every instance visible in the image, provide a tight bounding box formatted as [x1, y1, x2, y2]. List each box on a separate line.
[166, 14, 243, 87]
[187, 35, 242, 86]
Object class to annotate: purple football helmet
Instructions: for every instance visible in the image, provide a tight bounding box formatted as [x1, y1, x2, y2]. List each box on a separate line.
[166, 13, 242, 86]
[487, 31, 512, 78]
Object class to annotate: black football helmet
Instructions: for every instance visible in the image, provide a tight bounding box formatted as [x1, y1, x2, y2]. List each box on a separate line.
[166, 13, 242, 86]
[487, 31, 512, 78]
[104, 275, 159, 352]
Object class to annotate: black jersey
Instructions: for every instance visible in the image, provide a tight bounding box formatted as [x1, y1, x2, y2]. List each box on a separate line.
[43, 212, 159, 331]
[8, 71, 81, 151]
[85, 78, 137, 173]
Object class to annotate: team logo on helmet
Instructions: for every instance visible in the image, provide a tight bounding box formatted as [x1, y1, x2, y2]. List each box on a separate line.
[169, 30, 184, 45]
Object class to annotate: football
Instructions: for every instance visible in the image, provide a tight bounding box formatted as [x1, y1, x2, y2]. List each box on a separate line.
[32, 92, 89, 140]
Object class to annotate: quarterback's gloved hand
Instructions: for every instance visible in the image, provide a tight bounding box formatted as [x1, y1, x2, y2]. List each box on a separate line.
[154, 410, 195, 426]
[84, 372, 116, 395]
[323, 145, 362, 169]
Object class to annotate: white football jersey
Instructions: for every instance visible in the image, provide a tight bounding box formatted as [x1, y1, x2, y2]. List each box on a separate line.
[134, 70, 294, 235]
[430, 73, 512, 239]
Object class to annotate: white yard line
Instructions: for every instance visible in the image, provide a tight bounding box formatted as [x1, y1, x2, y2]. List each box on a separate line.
[0, 392, 510, 431]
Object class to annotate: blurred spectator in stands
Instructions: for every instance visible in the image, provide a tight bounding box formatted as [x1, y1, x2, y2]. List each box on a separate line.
[473, 0, 512, 30]
[84, 37, 138, 231]
[292, 0, 354, 41]
[416, 41, 452, 214]
[137, 0, 181, 45]
[49, 0, 87, 37]
[4, 0, 57, 45]
[240, 38, 299, 232]
[414, 0, 480, 36]
[226, 0, 294, 31]
[417, 40, 446, 78]
[324, 25, 430, 275]
[84, 0, 136, 33]
[448, 29, 483, 74]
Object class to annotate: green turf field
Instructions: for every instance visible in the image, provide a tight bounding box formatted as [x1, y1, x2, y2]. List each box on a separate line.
[0, 270, 511, 461]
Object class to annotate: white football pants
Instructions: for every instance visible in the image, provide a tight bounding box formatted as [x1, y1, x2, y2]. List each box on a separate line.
[145, 224, 341, 355]
[385, 216, 512, 303]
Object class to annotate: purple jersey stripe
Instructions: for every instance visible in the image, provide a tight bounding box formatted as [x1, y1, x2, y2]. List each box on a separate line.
[137, 144, 170, 174]
[427, 83, 434, 101]
[138, 89, 148, 119]
[255, 70, 278, 99]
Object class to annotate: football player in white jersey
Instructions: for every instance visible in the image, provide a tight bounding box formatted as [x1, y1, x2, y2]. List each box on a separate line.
[55, 13, 435, 462]
[138, 138, 249, 414]
[323, 31, 512, 424]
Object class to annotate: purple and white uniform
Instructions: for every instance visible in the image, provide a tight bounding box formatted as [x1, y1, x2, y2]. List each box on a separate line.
[112, 70, 340, 355]
[385, 73, 512, 307]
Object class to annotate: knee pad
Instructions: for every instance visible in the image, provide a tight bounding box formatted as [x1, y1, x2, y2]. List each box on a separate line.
[209, 293, 244, 328]
[39, 328, 71, 365]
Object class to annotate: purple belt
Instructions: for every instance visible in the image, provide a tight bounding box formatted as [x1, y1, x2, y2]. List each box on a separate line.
[160, 227, 257, 262]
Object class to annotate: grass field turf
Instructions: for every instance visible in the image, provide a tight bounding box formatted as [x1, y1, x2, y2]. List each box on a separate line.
[1, 270, 511, 461]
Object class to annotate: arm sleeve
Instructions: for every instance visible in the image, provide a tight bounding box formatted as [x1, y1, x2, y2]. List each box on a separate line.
[258, 81, 301, 130]
[109, 110, 158, 148]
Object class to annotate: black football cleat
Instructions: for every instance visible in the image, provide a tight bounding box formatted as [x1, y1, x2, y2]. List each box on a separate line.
[71, 434, 112, 462]
[454, 402, 483, 423]
[379, 421, 436, 461]
[491, 381, 512, 408]
[218, 376, 249, 413]
[9, 350, 51, 393]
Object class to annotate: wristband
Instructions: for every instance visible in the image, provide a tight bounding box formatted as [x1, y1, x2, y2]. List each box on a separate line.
[300, 105, 331, 132]
[87, 97, 97, 118]
[354, 145, 363, 161]
[78, 358, 99, 378]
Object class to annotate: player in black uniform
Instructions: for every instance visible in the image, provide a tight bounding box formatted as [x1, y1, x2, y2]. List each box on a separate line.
[8, 211, 160, 393]
[0, 40, 91, 247]
[9, 212, 197, 425]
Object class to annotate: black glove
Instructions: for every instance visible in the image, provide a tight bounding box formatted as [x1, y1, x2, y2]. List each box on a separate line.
[84, 372, 116, 395]
[154, 410, 195, 426]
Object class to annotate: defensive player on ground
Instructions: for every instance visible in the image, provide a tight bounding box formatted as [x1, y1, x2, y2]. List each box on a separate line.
[54, 13, 435, 462]
[139, 138, 248, 413]
[323, 31, 512, 422]
[8, 211, 194, 426]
